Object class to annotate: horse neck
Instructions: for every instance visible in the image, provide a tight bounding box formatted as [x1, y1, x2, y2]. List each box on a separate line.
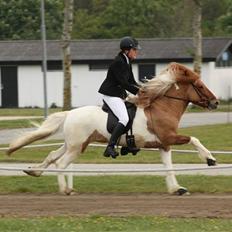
[152, 83, 189, 120]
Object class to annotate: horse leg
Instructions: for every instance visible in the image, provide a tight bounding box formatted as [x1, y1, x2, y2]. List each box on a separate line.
[55, 147, 79, 195]
[160, 148, 189, 195]
[164, 134, 216, 166]
[189, 136, 216, 166]
[24, 145, 66, 177]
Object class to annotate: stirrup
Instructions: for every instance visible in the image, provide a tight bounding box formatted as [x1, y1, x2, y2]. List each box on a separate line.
[121, 134, 140, 156]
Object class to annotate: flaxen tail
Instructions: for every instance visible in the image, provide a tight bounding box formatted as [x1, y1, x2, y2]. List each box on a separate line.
[7, 111, 68, 156]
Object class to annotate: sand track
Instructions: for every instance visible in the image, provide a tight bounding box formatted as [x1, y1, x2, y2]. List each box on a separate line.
[1, 193, 232, 218]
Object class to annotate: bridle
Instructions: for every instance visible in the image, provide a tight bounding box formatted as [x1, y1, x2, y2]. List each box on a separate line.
[147, 80, 210, 135]
[163, 82, 210, 107]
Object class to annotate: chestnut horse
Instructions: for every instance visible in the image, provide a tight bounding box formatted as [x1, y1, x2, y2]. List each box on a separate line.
[7, 62, 219, 195]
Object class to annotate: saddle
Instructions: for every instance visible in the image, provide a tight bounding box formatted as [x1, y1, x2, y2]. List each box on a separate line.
[102, 101, 139, 156]
[102, 100, 137, 134]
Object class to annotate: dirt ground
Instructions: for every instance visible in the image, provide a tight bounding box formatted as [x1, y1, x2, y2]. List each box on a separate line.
[1, 193, 232, 218]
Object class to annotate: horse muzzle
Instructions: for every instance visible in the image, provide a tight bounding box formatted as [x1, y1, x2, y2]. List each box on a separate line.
[207, 99, 219, 110]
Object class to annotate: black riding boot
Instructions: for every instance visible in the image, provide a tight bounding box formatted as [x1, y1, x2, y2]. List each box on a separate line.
[121, 134, 140, 156]
[104, 122, 125, 159]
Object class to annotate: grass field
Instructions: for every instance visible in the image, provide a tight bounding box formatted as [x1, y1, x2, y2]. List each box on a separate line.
[1, 175, 232, 194]
[0, 104, 231, 129]
[1, 112, 232, 231]
[0, 108, 61, 116]
[0, 102, 231, 116]
[0, 118, 43, 129]
[1, 123, 232, 164]
[1, 216, 232, 232]
[1, 175, 232, 231]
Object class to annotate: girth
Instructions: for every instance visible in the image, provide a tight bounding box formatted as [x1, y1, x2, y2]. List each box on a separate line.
[102, 100, 137, 134]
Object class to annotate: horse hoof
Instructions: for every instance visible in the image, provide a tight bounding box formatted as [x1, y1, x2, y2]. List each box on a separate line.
[175, 187, 190, 196]
[64, 188, 75, 196]
[207, 158, 216, 166]
[23, 169, 42, 177]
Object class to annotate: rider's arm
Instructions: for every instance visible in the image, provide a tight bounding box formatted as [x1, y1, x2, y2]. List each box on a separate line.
[112, 61, 139, 95]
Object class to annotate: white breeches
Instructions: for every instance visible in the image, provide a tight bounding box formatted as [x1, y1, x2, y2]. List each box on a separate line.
[102, 95, 129, 126]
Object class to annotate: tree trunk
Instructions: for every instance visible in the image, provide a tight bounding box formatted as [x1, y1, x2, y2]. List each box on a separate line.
[192, 0, 202, 76]
[62, 0, 74, 111]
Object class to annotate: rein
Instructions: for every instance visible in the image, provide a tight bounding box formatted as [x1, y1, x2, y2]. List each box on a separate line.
[163, 83, 209, 106]
[163, 94, 188, 102]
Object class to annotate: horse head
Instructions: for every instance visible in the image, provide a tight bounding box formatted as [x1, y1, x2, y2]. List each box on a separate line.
[168, 62, 219, 110]
[131, 62, 219, 110]
[189, 79, 219, 109]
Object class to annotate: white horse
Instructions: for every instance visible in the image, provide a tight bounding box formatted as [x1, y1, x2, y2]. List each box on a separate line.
[7, 63, 219, 195]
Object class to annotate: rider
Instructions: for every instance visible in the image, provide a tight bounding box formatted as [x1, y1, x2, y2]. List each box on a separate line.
[98, 36, 141, 158]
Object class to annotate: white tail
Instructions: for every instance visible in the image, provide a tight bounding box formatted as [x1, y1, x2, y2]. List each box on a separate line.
[7, 111, 68, 155]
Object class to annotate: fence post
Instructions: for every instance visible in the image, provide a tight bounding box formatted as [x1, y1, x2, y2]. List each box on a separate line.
[227, 85, 231, 123]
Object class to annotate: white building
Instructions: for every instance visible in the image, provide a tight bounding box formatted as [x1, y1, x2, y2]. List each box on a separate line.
[0, 38, 231, 108]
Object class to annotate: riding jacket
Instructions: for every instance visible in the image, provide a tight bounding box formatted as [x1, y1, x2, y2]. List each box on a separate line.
[98, 52, 140, 99]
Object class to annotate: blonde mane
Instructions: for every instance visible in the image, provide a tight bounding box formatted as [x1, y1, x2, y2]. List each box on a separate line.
[142, 66, 176, 99]
[128, 63, 180, 108]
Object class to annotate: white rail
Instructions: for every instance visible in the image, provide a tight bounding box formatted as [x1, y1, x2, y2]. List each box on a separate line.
[1, 164, 232, 173]
[1, 142, 232, 189]
[1, 142, 232, 154]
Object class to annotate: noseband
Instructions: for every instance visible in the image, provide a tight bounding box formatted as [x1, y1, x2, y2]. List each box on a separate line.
[164, 82, 210, 106]
[191, 83, 210, 106]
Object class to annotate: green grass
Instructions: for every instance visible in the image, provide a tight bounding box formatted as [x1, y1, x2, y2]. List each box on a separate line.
[0, 119, 43, 129]
[0, 108, 61, 116]
[1, 111, 232, 230]
[2, 145, 232, 164]
[0, 106, 230, 129]
[186, 104, 232, 112]
[176, 123, 232, 151]
[0, 103, 231, 117]
[0, 216, 232, 232]
[1, 175, 232, 194]
[1, 123, 232, 164]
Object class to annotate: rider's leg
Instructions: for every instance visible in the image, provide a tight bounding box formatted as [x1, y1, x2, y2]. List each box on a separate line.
[102, 95, 128, 158]
[104, 122, 125, 158]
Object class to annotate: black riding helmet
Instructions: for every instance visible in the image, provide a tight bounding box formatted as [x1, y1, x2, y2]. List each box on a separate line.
[120, 36, 141, 50]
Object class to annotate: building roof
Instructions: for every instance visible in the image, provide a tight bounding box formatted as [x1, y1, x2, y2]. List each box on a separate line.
[0, 37, 231, 63]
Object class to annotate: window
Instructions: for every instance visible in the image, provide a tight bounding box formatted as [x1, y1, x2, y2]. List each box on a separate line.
[216, 48, 232, 68]
[89, 63, 109, 71]
[138, 64, 155, 82]
[41, 61, 63, 71]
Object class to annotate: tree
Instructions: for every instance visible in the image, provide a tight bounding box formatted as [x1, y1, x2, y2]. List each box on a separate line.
[1, 0, 231, 40]
[72, 0, 109, 39]
[216, 3, 232, 36]
[0, 0, 63, 40]
[62, 0, 74, 111]
[192, 0, 202, 75]
[72, 0, 182, 39]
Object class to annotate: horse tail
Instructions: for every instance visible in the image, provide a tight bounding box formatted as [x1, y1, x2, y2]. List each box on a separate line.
[7, 111, 69, 156]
